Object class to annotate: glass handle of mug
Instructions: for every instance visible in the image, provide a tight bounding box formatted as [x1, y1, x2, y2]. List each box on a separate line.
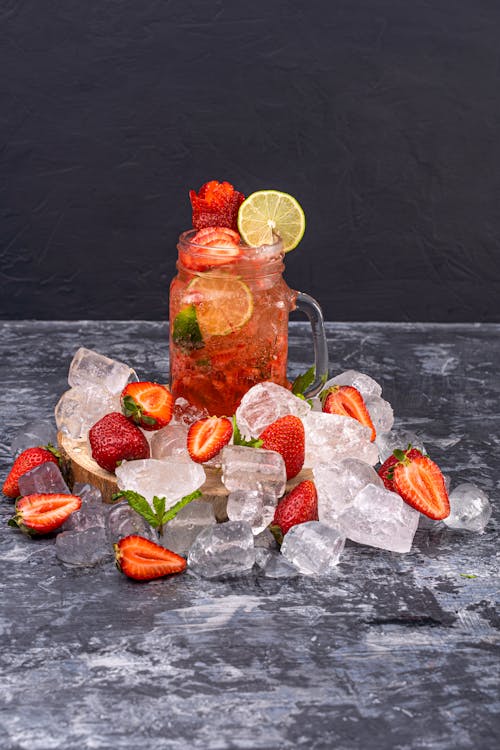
[294, 292, 329, 397]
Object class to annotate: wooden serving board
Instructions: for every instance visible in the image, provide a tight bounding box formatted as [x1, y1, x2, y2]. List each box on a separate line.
[58, 432, 313, 522]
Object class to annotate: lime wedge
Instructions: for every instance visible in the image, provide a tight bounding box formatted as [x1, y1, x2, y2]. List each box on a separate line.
[186, 274, 253, 337]
[237, 190, 306, 252]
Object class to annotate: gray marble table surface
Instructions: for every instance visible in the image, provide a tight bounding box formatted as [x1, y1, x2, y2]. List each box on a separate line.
[0, 321, 498, 750]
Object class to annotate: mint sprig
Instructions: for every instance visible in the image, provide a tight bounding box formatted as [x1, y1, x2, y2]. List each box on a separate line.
[232, 415, 263, 449]
[292, 366, 315, 396]
[172, 305, 203, 351]
[118, 489, 202, 535]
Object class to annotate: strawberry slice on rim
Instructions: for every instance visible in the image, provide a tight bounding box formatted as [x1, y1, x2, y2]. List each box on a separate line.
[11, 493, 82, 535]
[392, 452, 450, 520]
[321, 385, 376, 441]
[114, 535, 187, 581]
[187, 416, 233, 463]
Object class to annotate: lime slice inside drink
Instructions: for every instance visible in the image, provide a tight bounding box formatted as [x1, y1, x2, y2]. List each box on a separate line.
[237, 190, 306, 252]
[187, 275, 254, 337]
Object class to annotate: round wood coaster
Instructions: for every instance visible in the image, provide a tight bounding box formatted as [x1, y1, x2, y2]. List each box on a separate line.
[57, 432, 313, 522]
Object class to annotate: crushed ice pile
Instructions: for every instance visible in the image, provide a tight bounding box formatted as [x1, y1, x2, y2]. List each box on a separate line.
[9, 348, 494, 577]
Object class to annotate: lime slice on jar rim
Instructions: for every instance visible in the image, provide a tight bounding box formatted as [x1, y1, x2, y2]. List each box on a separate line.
[237, 189, 306, 252]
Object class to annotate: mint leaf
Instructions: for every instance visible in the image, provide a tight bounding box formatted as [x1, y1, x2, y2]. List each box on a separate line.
[153, 495, 166, 519]
[161, 490, 202, 526]
[172, 305, 203, 351]
[232, 415, 263, 448]
[122, 490, 159, 528]
[292, 366, 316, 396]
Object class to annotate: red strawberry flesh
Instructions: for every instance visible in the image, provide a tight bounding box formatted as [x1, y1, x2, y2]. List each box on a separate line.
[187, 416, 233, 464]
[323, 385, 376, 441]
[190, 180, 245, 231]
[378, 447, 423, 492]
[14, 493, 82, 535]
[3, 447, 59, 498]
[393, 454, 450, 520]
[121, 381, 173, 431]
[114, 535, 187, 580]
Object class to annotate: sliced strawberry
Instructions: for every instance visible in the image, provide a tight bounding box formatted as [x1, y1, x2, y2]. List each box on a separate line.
[259, 415, 305, 480]
[3, 446, 60, 498]
[378, 446, 423, 491]
[190, 180, 245, 231]
[393, 454, 450, 520]
[121, 381, 173, 431]
[187, 416, 233, 463]
[322, 385, 376, 441]
[180, 227, 242, 272]
[271, 480, 318, 539]
[114, 535, 187, 581]
[11, 493, 82, 535]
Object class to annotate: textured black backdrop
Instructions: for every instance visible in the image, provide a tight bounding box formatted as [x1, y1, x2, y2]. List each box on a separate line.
[1, 0, 500, 321]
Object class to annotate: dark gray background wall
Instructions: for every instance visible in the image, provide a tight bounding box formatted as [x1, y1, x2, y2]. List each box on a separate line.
[1, 0, 499, 321]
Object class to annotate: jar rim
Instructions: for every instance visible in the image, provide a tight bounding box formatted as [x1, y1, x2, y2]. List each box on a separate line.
[178, 229, 284, 256]
[177, 229, 285, 276]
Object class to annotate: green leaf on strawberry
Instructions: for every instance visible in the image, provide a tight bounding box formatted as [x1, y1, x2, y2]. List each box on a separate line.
[172, 305, 203, 351]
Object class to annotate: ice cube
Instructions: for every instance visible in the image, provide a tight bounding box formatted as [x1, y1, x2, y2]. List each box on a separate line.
[68, 347, 138, 394]
[171, 397, 209, 426]
[444, 483, 492, 532]
[150, 423, 190, 461]
[365, 396, 394, 434]
[253, 528, 278, 549]
[335, 483, 419, 553]
[315, 458, 383, 524]
[226, 489, 277, 535]
[254, 548, 299, 578]
[235, 382, 310, 440]
[376, 429, 426, 463]
[281, 521, 345, 576]
[105, 501, 158, 545]
[188, 521, 255, 578]
[11, 419, 58, 457]
[62, 483, 107, 532]
[321, 370, 382, 400]
[72, 482, 103, 506]
[303, 412, 379, 468]
[55, 527, 112, 566]
[115, 458, 205, 506]
[18, 462, 70, 496]
[55, 386, 120, 440]
[221, 445, 286, 498]
[158, 500, 216, 555]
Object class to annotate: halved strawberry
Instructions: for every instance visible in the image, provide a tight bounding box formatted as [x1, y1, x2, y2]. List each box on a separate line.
[180, 227, 242, 272]
[3, 446, 60, 498]
[10, 493, 82, 535]
[271, 480, 318, 540]
[190, 180, 245, 231]
[322, 385, 376, 441]
[187, 416, 233, 463]
[114, 535, 186, 581]
[378, 446, 423, 491]
[121, 381, 173, 431]
[392, 453, 450, 520]
[259, 415, 305, 480]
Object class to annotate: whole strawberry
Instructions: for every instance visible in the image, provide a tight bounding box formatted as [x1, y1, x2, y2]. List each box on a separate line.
[89, 412, 150, 473]
[3, 446, 59, 498]
[271, 479, 318, 539]
[378, 446, 423, 492]
[259, 415, 305, 480]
